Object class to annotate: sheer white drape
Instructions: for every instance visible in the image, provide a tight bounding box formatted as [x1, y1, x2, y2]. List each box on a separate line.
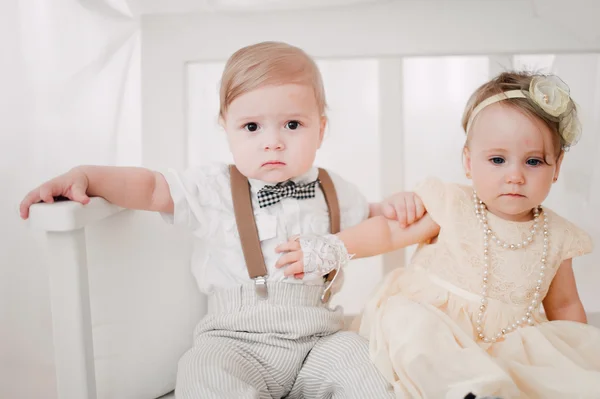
[1, 1, 139, 397]
[20, 0, 141, 178]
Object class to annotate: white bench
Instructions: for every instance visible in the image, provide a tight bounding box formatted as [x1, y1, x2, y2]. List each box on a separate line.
[29, 197, 204, 399]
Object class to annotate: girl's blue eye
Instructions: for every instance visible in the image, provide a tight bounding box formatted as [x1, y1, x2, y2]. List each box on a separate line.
[527, 158, 542, 166]
[490, 157, 505, 165]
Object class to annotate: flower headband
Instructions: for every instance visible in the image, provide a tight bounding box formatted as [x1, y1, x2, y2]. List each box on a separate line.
[465, 75, 582, 150]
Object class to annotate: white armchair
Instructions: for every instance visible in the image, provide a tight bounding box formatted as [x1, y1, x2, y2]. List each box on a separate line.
[29, 197, 206, 399]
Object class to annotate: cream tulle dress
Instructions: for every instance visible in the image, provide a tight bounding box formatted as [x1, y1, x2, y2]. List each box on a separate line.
[355, 177, 600, 398]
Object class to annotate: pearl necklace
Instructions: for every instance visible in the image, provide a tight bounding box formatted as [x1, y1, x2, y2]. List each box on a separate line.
[472, 191, 549, 343]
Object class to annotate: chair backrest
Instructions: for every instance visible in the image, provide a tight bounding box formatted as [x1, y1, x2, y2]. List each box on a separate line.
[29, 197, 205, 399]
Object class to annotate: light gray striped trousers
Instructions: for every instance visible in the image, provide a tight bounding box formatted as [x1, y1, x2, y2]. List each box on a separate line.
[175, 283, 395, 399]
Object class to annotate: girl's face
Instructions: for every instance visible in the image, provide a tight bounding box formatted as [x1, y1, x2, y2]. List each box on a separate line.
[464, 103, 563, 222]
[222, 83, 326, 183]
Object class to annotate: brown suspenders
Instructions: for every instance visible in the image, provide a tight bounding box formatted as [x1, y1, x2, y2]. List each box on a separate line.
[229, 165, 341, 302]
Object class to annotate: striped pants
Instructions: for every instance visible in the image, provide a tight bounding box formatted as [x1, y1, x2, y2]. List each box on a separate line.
[175, 283, 394, 399]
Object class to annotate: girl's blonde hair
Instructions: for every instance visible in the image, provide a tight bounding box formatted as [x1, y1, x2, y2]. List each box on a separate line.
[462, 71, 564, 159]
[219, 41, 326, 118]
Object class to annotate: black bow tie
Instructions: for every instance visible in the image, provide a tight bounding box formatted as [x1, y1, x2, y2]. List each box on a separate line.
[257, 179, 319, 208]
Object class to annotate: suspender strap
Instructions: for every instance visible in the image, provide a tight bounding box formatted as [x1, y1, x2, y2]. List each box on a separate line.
[316, 168, 340, 302]
[229, 165, 341, 301]
[317, 168, 340, 235]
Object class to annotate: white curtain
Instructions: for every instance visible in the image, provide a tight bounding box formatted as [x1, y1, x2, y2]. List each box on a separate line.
[20, 0, 141, 178]
[1, 1, 139, 397]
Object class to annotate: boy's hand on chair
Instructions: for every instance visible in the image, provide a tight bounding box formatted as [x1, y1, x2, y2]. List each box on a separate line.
[19, 167, 91, 219]
[275, 234, 353, 279]
[380, 191, 425, 228]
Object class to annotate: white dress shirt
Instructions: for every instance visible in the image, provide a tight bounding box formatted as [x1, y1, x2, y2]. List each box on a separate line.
[162, 162, 369, 295]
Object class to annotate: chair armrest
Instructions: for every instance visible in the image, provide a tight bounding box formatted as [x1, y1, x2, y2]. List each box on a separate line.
[28, 197, 123, 232]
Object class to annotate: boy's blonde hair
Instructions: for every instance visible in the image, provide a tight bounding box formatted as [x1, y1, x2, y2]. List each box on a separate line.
[219, 41, 326, 118]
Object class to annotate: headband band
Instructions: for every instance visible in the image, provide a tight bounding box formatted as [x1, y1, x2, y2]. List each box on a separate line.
[465, 76, 581, 149]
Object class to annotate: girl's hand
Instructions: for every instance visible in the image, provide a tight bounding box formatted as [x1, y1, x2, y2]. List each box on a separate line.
[20, 168, 90, 219]
[380, 191, 425, 228]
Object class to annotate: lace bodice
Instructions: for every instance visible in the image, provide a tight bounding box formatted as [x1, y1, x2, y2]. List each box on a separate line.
[410, 177, 593, 308]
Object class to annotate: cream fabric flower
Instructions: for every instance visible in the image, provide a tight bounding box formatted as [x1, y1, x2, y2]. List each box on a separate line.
[528, 76, 581, 148]
[559, 107, 582, 148]
[529, 76, 571, 117]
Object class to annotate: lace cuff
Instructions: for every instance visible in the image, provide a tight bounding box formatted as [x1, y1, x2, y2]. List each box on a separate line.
[298, 234, 354, 277]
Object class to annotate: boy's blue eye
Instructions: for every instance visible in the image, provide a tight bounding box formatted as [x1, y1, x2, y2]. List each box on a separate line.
[490, 157, 504, 165]
[244, 123, 258, 132]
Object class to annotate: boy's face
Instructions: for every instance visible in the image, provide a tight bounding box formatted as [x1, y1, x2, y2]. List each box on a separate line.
[223, 83, 326, 183]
